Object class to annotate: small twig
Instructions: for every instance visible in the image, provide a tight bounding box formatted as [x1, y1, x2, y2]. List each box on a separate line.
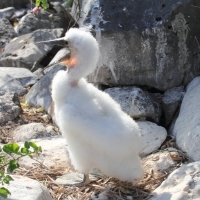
[176, 150, 194, 162]
[139, 174, 168, 187]
[57, 192, 63, 200]
[31, 158, 49, 170]
[23, 165, 40, 176]
[191, 5, 200, 9]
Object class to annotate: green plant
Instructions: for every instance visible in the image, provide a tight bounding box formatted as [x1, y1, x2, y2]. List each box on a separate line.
[35, 0, 49, 9]
[0, 142, 42, 199]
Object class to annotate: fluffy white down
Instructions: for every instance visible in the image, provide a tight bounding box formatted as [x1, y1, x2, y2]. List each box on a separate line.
[52, 28, 144, 182]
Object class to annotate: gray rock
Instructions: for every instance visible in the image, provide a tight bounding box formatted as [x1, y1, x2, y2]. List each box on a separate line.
[25, 65, 66, 113]
[172, 76, 200, 161]
[0, 0, 29, 9]
[12, 123, 48, 142]
[45, 125, 57, 136]
[0, 91, 21, 125]
[0, 71, 28, 95]
[73, 0, 200, 91]
[0, 7, 15, 20]
[25, 47, 67, 114]
[15, 8, 27, 18]
[0, 18, 17, 49]
[0, 28, 63, 70]
[0, 175, 53, 200]
[105, 87, 162, 123]
[0, 67, 38, 87]
[18, 136, 70, 169]
[16, 2, 78, 36]
[168, 110, 179, 136]
[33, 68, 44, 79]
[138, 121, 167, 157]
[142, 151, 177, 173]
[162, 86, 185, 127]
[150, 161, 200, 200]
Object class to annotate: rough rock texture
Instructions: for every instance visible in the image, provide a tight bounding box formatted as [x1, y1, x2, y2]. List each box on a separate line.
[12, 123, 48, 142]
[14, 8, 27, 18]
[1, 175, 53, 200]
[150, 162, 200, 200]
[25, 48, 67, 113]
[105, 87, 162, 123]
[0, 91, 21, 125]
[0, 7, 15, 19]
[25, 65, 66, 113]
[172, 77, 200, 161]
[162, 86, 184, 126]
[0, 28, 63, 70]
[0, 18, 17, 49]
[0, 0, 29, 9]
[138, 121, 167, 157]
[142, 151, 177, 174]
[73, 0, 200, 91]
[18, 136, 70, 169]
[16, 2, 78, 35]
[0, 70, 28, 95]
[0, 67, 38, 87]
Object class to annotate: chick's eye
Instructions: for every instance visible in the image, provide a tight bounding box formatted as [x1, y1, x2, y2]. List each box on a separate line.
[65, 41, 69, 46]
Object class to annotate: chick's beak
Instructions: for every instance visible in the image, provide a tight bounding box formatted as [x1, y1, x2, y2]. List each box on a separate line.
[36, 37, 67, 47]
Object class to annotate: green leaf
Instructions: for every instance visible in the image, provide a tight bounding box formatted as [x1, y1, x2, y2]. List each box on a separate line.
[35, 0, 49, 9]
[28, 154, 33, 159]
[3, 144, 20, 155]
[3, 175, 13, 184]
[28, 142, 38, 149]
[38, 146, 42, 152]
[21, 148, 29, 155]
[35, 0, 41, 7]
[7, 160, 19, 173]
[42, 0, 49, 9]
[29, 142, 42, 153]
[0, 187, 11, 199]
[0, 171, 4, 178]
[24, 141, 30, 149]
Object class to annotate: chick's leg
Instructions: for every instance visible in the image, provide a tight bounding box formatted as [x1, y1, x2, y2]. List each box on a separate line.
[63, 174, 90, 187]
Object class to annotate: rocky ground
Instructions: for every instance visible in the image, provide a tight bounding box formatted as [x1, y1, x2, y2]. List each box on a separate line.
[0, 97, 190, 200]
[1, 0, 200, 199]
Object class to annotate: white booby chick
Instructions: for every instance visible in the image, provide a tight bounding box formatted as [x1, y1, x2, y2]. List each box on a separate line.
[40, 28, 144, 185]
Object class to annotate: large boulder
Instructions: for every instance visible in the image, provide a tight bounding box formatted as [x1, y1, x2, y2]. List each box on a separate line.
[172, 77, 200, 161]
[1, 175, 53, 200]
[0, 71, 28, 95]
[0, 67, 38, 87]
[25, 65, 66, 113]
[25, 48, 67, 113]
[0, 18, 17, 50]
[73, 0, 200, 91]
[162, 86, 184, 127]
[0, 28, 63, 70]
[0, 7, 15, 20]
[105, 87, 162, 123]
[12, 123, 48, 142]
[138, 121, 167, 157]
[150, 162, 200, 200]
[18, 136, 70, 169]
[0, 91, 21, 125]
